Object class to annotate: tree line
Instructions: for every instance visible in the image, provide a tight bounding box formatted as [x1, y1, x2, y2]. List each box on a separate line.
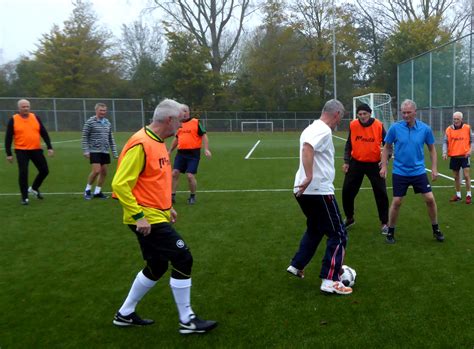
[0, 0, 471, 112]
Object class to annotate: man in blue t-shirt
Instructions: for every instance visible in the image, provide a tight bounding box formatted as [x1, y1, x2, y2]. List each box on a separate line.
[379, 99, 445, 244]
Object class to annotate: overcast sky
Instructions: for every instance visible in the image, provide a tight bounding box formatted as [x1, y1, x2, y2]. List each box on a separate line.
[0, 0, 155, 64]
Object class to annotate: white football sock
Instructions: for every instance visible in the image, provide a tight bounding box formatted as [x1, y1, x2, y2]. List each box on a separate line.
[467, 191, 471, 197]
[456, 191, 461, 198]
[94, 186, 102, 195]
[170, 277, 194, 323]
[118, 271, 157, 316]
[85, 184, 92, 191]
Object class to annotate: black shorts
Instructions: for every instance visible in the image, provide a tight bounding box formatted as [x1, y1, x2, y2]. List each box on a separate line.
[129, 223, 190, 263]
[173, 149, 201, 174]
[392, 173, 432, 197]
[89, 152, 110, 165]
[449, 157, 470, 171]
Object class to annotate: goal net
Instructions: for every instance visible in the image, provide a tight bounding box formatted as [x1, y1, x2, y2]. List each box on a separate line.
[241, 121, 274, 132]
[353, 93, 394, 130]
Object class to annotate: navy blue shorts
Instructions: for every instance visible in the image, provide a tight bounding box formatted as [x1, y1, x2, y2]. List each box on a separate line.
[449, 157, 470, 171]
[89, 152, 110, 165]
[173, 149, 201, 174]
[392, 173, 432, 197]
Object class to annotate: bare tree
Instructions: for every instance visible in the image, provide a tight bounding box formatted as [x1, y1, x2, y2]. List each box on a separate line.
[360, 0, 472, 36]
[120, 20, 164, 78]
[150, 0, 254, 74]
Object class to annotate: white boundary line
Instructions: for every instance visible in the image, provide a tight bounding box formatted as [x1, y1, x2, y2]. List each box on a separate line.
[244, 140, 261, 159]
[0, 138, 81, 151]
[0, 185, 456, 197]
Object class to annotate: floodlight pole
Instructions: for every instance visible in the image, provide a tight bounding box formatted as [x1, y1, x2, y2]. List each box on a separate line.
[332, 0, 337, 99]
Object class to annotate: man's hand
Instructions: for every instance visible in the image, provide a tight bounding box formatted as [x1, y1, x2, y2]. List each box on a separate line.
[431, 169, 438, 181]
[170, 208, 177, 224]
[379, 164, 387, 178]
[6, 155, 13, 163]
[84, 152, 90, 158]
[135, 217, 151, 236]
[442, 154, 448, 160]
[204, 149, 212, 158]
[295, 177, 312, 197]
[342, 163, 349, 173]
[48, 149, 54, 157]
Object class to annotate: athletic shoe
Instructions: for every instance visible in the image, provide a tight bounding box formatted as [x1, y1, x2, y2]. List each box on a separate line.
[179, 315, 217, 334]
[21, 198, 29, 206]
[286, 265, 305, 279]
[93, 192, 109, 199]
[28, 187, 44, 199]
[113, 312, 154, 327]
[449, 195, 461, 202]
[466, 195, 472, 205]
[381, 224, 389, 235]
[84, 190, 92, 200]
[386, 233, 395, 244]
[344, 217, 355, 229]
[433, 229, 445, 242]
[187, 196, 196, 205]
[320, 280, 352, 295]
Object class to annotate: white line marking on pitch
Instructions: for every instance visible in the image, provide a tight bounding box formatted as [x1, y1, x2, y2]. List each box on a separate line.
[332, 135, 346, 141]
[245, 140, 261, 159]
[0, 138, 81, 151]
[0, 185, 456, 197]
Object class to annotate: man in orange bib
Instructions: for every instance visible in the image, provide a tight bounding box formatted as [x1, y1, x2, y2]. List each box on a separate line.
[4, 99, 54, 205]
[342, 103, 389, 234]
[168, 105, 211, 205]
[111, 98, 217, 334]
[442, 111, 472, 204]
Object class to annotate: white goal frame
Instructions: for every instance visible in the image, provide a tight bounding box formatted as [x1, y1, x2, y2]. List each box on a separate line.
[353, 93, 393, 129]
[241, 121, 274, 132]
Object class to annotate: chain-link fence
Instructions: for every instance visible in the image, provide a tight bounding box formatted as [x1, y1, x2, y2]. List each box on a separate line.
[0, 97, 145, 132]
[398, 32, 474, 138]
[0, 97, 354, 133]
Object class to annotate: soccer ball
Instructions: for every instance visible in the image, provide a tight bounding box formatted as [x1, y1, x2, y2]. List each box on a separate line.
[340, 265, 357, 287]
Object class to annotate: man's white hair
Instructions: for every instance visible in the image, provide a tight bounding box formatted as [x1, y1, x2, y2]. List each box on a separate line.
[401, 99, 417, 110]
[17, 99, 30, 108]
[453, 111, 463, 119]
[153, 98, 183, 122]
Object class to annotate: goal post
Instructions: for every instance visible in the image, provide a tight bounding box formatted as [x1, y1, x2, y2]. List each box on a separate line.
[353, 93, 394, 129]
[241, 121, 274, 132]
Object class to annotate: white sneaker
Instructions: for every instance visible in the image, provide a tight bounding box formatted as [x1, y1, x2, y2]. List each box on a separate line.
[320, 280, 352, 295]
[286, 265, 304, 279]
[381, 224, 389, 235]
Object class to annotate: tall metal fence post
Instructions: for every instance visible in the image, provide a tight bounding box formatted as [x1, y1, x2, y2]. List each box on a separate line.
[140, 99, 145, 127]
[111, 99, 117, 132]
[53, 98, 58, 131]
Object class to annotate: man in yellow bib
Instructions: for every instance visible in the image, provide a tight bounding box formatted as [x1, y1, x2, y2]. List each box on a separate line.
[111, 98, 217, 335]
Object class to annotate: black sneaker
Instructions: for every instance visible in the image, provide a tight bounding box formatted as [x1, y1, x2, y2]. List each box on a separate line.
[21, 198, 29, 206]
[28, 187, 44, 199]
[93, 192, 109, 199]
[344, 218, 355, 229]
[84, 190, 92, 200]
[113, 312, 154, 327]
[385, 233, 395, 244]
[187, 196, 196, 205]
[433, 229, 445, 242]
[172, 196, 176, 204]
[179, 315, 217, 334]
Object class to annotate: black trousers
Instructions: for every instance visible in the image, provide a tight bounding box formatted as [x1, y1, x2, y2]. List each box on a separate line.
[342, 159, 388, 224]
[15, 149, 49, 200]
